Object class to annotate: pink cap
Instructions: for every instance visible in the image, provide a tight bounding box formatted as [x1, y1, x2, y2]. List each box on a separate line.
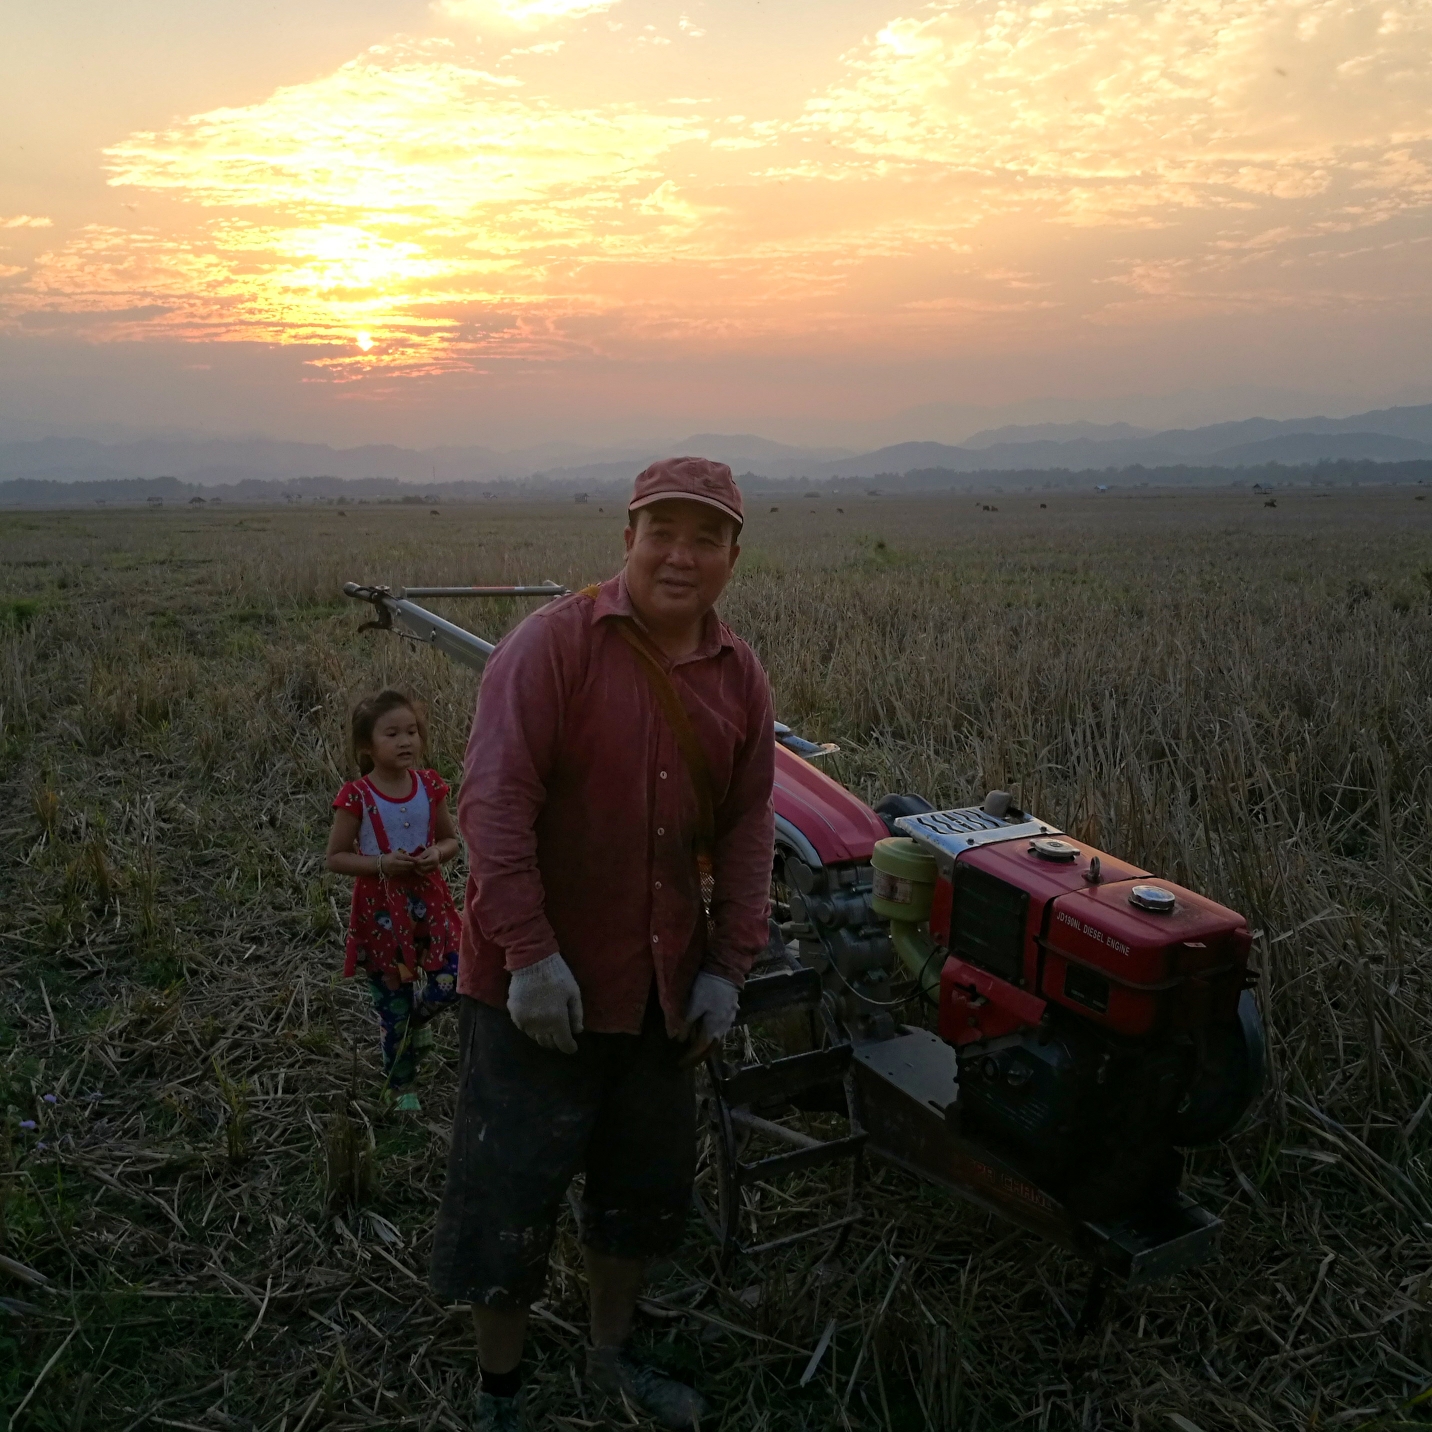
[629, 456, 744, 530]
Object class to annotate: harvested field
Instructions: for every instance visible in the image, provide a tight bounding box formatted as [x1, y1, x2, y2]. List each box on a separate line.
[3, 486, 1432, 1431]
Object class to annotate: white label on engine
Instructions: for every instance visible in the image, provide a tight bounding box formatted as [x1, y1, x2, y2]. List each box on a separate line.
[1055, 908, 1130, 956]
[873, 870, 914, 905]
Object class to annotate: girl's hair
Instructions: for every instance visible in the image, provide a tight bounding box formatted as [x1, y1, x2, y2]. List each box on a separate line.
[350, 689, 428, 775]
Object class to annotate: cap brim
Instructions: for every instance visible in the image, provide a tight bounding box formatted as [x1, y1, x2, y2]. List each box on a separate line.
[628, 490, 743, 528]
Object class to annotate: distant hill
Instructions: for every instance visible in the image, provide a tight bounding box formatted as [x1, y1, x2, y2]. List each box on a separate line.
[526, 433, 852, 485]
[0, 430, 850, 488]
[5, 458, 1429, 507]
[668, 433, 851, 464]
[5, 404, 1432, 490]
[960, 421, 1152, 449]
[1196, 432, 1432, 465]
[804, 403, 1432, 478]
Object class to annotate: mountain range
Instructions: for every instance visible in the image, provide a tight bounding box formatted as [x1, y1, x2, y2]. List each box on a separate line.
[4, 404, 1432, 488]
[806, 406, 1432, 480]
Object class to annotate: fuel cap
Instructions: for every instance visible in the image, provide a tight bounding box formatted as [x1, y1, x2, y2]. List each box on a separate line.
[1030, 838, 1079, 862]
[1129, 884, 1176, 914]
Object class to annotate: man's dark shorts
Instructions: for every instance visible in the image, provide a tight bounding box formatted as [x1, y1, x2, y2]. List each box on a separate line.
[429, 994, 696, 1310]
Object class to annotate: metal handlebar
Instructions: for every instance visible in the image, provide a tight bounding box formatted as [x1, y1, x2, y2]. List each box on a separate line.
[342, 581, 838, 759]
[397, 584, 568, 599]
[342, 581, 569, 672]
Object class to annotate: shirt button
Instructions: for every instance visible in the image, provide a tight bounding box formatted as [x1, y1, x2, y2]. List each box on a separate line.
[659, 770, 668, 780]
[657, 827, 665, 836]
[655, 881, 662, 890]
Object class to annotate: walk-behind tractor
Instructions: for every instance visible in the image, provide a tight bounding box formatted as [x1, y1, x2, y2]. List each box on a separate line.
[345, 581, 1266, 1327]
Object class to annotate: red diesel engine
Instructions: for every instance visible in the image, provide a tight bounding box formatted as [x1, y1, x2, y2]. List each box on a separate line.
[873, 798, 1264, 1219]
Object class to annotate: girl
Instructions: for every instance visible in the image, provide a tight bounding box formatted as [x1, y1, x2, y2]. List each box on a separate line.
[326, 689, 462, 1113]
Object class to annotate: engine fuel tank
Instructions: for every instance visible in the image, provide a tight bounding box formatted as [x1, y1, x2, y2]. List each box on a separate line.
[1043, 881, 1251, 1036]
[932, 834, 1148, 1045]
[909, 820, 1251, 1044]
[932, 835, 1149, 978]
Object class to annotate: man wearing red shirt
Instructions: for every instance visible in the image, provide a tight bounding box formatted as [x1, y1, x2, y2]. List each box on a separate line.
[431, 457, 775, 1431]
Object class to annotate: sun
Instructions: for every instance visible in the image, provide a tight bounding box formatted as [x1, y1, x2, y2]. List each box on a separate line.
[355, 331, 373, 351]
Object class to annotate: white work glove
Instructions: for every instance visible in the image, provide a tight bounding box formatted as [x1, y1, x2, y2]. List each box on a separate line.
[681, 971, 741, 1062]
[507, 952, 584, 1054]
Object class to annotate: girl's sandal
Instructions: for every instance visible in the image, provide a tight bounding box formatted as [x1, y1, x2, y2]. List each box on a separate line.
[379, 1086, 422, 1115]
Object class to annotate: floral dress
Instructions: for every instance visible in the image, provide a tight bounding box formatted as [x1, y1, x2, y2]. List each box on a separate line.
[332, 768, 462, 989]
[332, 769, 462, 1089]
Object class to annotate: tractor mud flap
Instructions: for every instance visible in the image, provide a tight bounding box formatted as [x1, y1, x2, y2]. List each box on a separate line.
[850, 1028, 1085, 1249]
[850, 1028, 1223, 1283]
[1086, 1197, 1222, 1286]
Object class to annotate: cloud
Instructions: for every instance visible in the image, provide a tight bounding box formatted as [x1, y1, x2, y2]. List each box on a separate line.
[103, 44, 690, 218]
[9, 41, 709, 372]
[753, 0, 1432, 333]
[798, 0, 1432, 217]
[1, 215, 53, 229]
[435, 0, 619, 28]
[8, 1, 1432, 380]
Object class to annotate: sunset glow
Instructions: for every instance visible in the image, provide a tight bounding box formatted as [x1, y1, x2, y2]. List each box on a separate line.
[3, 0, 1431, 439]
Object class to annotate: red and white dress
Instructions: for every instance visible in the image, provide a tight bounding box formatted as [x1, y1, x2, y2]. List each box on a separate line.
[332, 769, 462, 989]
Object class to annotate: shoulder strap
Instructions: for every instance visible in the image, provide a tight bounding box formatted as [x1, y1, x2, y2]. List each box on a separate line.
[416, 768, 441, 845]
[581, 583, 716, 915]
[356, 778, 393, 855]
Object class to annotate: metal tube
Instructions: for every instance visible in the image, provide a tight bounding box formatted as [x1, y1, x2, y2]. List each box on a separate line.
[396, 584, 568, 598]
[386, 597, 495, 670]
[728, 1109, 824, 1150]
[889, 921, 943, 1003]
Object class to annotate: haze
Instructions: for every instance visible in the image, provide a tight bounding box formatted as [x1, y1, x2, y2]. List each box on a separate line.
[4, 0, 1431, 449]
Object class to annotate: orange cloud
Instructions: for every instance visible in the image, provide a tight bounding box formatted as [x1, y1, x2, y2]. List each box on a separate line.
[435, 0, 620, 28]
[5, 1, 1431, 375]
[799, 0, 1432, 210]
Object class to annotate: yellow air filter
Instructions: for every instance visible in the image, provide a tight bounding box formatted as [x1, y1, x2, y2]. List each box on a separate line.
[871, 837, 936, 924]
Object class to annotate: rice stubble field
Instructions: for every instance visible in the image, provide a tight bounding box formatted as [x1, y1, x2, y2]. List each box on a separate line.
[2, 486, 1432, 1430]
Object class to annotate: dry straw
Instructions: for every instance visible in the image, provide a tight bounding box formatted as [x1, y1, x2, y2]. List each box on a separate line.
[1, 488, 1430, 1429]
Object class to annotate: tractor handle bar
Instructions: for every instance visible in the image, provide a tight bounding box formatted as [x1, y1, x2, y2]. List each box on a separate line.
[342, 581, 568, 672]
[342, 581, 840, 760]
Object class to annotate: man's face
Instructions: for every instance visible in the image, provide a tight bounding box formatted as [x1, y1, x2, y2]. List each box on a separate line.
[623, 499, 740, 630]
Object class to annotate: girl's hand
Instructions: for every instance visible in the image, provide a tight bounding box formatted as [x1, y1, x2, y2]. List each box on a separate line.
[413, 845, 441, 874]
[381, 850, 418, 877]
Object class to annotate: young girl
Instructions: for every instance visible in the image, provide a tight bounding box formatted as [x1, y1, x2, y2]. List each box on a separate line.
[326, 689, 462, 1113]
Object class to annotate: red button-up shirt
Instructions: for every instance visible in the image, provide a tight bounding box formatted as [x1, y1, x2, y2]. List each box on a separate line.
[457, 573, 776, 1035]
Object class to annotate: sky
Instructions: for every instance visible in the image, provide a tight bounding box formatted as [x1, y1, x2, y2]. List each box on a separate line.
[3, 0, 1431, 448]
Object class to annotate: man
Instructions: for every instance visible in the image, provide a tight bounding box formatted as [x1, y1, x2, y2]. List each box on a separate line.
[431, 457, 776, 1431]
